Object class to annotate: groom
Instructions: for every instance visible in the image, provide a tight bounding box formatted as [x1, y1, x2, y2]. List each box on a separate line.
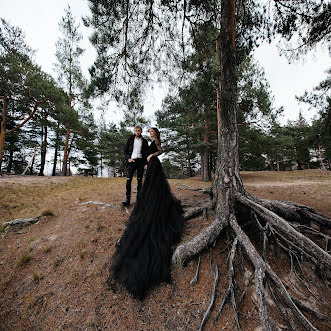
[121, 125, 149, 207]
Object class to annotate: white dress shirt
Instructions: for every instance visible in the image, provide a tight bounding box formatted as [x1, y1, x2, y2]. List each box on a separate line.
[131, 137, 143, 159]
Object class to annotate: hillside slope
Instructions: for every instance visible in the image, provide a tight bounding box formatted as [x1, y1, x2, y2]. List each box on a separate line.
[0, 170, 330, 330]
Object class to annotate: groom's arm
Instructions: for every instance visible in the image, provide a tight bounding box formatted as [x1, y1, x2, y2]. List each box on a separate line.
[123, 137, 131, 165]
[142, 139, 149, 165]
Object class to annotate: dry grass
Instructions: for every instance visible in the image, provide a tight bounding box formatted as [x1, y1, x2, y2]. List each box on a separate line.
[43, 244, 54, 253]
[32, 272, 40, 283]
[41, 209, 55, 217]
[16, 250, 33, 267]
[0, 176, 123, 223]
[0, 171, 330, 330]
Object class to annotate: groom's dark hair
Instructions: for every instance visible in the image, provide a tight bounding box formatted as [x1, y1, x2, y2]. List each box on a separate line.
[134, 125, 142, 131]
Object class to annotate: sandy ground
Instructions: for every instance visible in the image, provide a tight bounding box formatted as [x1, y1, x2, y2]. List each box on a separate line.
[0, 170, 330, 330]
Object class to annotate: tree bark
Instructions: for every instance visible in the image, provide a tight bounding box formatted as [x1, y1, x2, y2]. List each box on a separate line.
[213, 0, 244, 214]
[173, 0, 242, 265]
[61, 123, 71, 176]
[6, 149, 14, 173]
[201, 119, 211, 182]
[318, 144, 326, 170]
[52, 121, 60, 176]
[216, 87, 221, 141]
[22, 145, 38, 175]
[39, 120, 48, 176]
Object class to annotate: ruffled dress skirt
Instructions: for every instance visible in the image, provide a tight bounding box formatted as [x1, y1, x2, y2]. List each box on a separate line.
[108, 156, 185, 300]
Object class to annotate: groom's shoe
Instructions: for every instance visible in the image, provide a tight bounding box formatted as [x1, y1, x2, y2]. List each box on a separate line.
[121, 197, 130, 207]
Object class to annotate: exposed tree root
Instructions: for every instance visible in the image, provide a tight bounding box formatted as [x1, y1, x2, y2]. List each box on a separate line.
[79, 201, 120, 208]
[175, 183, 212, 196]
[199, 263, 219, 331]
[174, 186, 331, 330]
[4, 217, 39, 227]
[249, 195, 331, 229]
[172, 213, 226, 265]
[267, 280, 295, 331]
[229, 216, 272, 330]
[236, 193, 331, 271]
[214, 237, 239, 327]
[183, 203, 214, 221]
[190, 255, 201, 285]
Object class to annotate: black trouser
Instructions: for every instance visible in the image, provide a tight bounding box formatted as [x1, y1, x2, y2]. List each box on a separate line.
[126, 158, 144, 199]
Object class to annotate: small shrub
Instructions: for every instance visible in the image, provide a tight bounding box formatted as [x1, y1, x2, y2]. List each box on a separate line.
[96, 220, 104, 232]
[0, 223, 7, 232]
[32, 272, 40, 283]
[79, 249, 85, 260]
[43, 245, 54, 253]
[17, 251, 33, 266]
[53, 257, 64, 268]
[27, 295, 37, 308]
[41, 209, 55, 217]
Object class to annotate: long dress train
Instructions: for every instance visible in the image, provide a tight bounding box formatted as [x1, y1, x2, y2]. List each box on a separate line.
[108, 148, 185, 300]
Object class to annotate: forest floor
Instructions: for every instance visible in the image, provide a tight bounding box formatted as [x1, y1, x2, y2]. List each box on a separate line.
[0, 170, 330, 330]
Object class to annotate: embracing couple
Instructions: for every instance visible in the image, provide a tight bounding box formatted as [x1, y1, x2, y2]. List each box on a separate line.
[108, 125, 185, 300]
[121, 125, 162, 207]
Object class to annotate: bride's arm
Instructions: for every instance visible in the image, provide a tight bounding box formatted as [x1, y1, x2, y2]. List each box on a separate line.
[147, 139, 163, 162]
[152, 139, 163, 157]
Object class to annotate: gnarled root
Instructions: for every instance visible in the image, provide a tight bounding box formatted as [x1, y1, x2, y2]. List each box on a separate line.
[173, 189, 331, 330]
[175, 183, 212, 196]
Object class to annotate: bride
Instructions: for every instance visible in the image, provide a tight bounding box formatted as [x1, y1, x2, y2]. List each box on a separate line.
[108, 127, 185, 300]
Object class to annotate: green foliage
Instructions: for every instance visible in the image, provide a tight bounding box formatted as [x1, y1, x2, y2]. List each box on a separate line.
[98, 121, 131, 176]
[76, 109, 99, 176]
[298, 67, 331, 168]
[157, 52, 279, 174]
[0, 19, 68, 173]
[54, 5, 85, 96]
[270, 1, 331, 57]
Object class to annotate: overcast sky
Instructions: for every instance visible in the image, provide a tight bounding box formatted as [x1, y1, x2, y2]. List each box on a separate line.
[1, 0, 330, 127]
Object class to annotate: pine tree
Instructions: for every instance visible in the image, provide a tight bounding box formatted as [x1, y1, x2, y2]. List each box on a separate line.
[54, 6, 85, 176]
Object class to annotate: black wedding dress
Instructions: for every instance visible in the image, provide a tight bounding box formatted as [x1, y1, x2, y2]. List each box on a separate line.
[108, 140, 185, 300]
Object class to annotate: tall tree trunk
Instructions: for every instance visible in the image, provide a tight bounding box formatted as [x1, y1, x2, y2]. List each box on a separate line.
[187, 156, 192, 177]
[100, 151, 103, 177]
[22, 146, 38, 175]
[213, 0, 244, 210]
[7, 149, 14, 173]
[201, 119, 211, 182]
[61, 49, 73, 177]
[216, 87, 221, 141]
[52, 121, 60, 176]
[208, 149, 212, 179]
[318, 143, 326, 170]
[0, 93, 8, 173]
[201, 150, 205, 181]
[61, 123, 71, 176]
[39, 122, 48, 176]
[29, 150, 36, 175]
[215, 24, 221, 141]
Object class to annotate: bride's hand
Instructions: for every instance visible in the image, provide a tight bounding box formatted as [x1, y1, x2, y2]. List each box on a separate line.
[147, 155, 152, 162]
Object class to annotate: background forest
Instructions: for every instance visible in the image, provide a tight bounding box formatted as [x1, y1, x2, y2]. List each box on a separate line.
[1, 2, 330, 180]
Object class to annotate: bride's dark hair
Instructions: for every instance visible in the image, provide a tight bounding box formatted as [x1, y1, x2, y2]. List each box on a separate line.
[151, 127, 161, 143]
